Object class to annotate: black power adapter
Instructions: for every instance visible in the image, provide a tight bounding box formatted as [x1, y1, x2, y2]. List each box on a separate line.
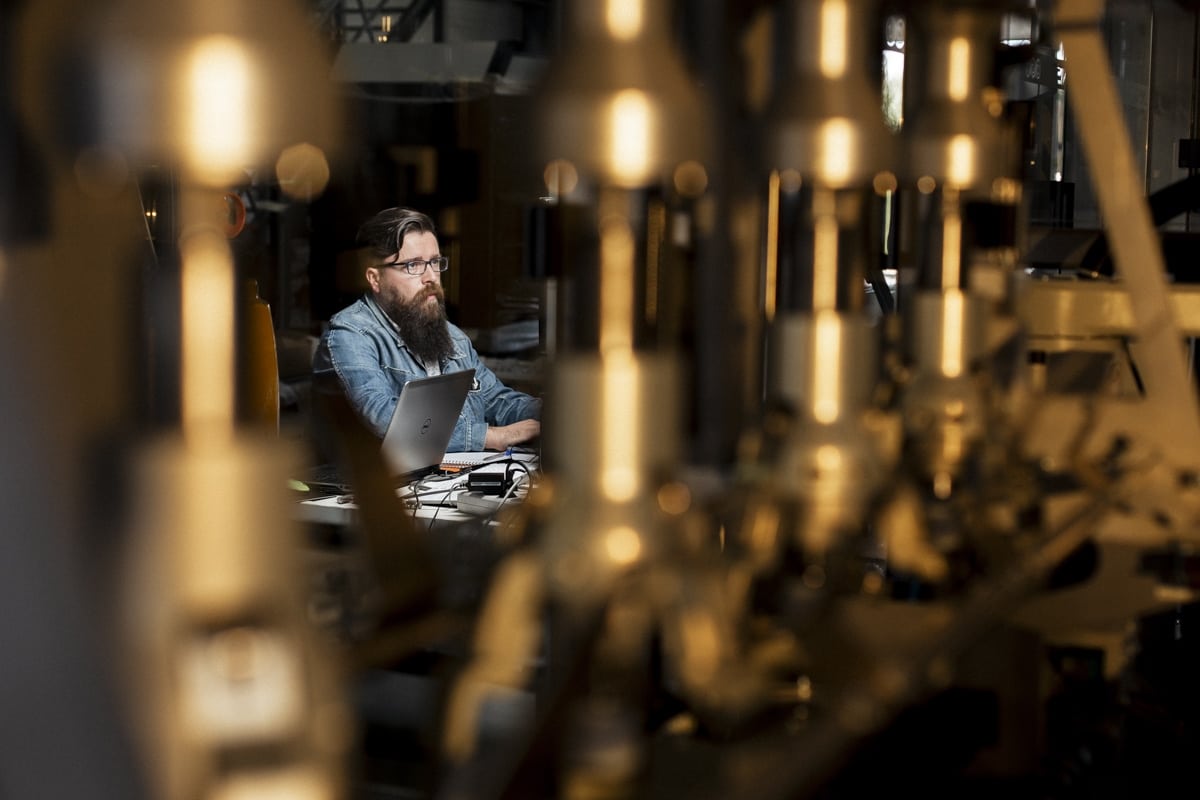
[466, 471, 514, 496]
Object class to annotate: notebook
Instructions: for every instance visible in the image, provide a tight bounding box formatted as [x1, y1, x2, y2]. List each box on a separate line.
[440, 450, 539, 471]
[380, 368, 476, 483]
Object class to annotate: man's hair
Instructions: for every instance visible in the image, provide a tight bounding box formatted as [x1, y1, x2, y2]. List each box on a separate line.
[356, 207, 437, 261]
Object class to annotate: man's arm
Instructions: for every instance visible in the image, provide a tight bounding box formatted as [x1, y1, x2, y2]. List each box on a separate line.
[472, 359, 542, 449]
[473, 359, 542, 427]
[443, 325, 542, 451]
[484, 419, 541, 450]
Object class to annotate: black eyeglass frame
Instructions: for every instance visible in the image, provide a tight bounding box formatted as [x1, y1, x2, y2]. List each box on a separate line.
[376, 256, 450, 276]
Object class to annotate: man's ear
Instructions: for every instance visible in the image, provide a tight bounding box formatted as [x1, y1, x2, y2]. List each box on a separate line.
[365, 267, 380, 293]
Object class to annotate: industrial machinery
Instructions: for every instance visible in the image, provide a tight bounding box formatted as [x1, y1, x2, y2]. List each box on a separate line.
[3, 0, 1200, 798]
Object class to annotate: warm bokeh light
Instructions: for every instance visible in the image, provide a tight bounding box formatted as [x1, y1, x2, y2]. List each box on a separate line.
[544, 159, 580, 196]
[184, 36, 256, 185]
[599, 215, 636, 356]
[940, 205, 962, 288]
[604, 525, 643, 565]
[181, 232, 236, 441]
[600, 357, 640, 503]
[947, 134, 976, 187]
[873, 171, 898, 195]
[605, 0, 644, 40]
[941, 289, 965, 378]
[678, 609, 721, 685]
[813, 312, 843, 423]
[818, 118, 855, 185]
[818, 0, 849, 79]
[947, 37, 971, 102]
[780, 169, 804, 193]
[657, 482, 692, 515]
[276, 143, 331, 200]
[812, 212, 840, 310]
[597, 208, 641, 504]
[596, 353, 644, 505]
[610, 90, 652, 185]
[673, 160, 709, 197]
[815, 444, 844, 472]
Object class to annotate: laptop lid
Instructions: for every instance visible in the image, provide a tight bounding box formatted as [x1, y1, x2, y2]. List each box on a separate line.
[380, 368, 476, 482]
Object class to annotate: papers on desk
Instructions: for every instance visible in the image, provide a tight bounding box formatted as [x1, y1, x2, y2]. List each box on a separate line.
[295, 451, 538, 527]
[414, 451, 537, 504]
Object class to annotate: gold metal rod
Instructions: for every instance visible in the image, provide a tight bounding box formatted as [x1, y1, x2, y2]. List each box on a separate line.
[765, 171, 781, 322]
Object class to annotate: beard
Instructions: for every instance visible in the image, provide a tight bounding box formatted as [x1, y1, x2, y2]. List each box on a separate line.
[380, 284, 455, 365]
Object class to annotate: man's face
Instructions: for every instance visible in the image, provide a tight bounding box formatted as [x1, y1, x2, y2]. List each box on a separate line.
[368, 230, 445, 320]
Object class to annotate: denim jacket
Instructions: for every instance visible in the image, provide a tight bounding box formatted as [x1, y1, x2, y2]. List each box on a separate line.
[312, 295, 541, 452]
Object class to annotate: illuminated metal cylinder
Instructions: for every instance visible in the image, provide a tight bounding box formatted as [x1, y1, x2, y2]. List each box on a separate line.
[770, 311, 878, 422]
[750, 0, 893, 559]
[902, 5, 1020, 295]
[902, 284, 989, 491]
[88, 0, 340, 188]
[904, 8, 1006, 192]
[535, 0, 709, 190]
[909, 290, 987, 377]
[526, 0, 704, 611]
[532, 0, 712, 359]
[764, 0, 892, 316]
[765, 0, 891, 189]
[896, 4, 1024, 495]
[547, 353, 681, 489]
[538, 354, 681, 592]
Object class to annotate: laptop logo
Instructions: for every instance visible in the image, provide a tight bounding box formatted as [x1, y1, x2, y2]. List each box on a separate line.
[420, 417, 432, 436]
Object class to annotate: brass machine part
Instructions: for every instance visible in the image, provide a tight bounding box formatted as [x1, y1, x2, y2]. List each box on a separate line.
[908, 289, 988, 378]
[899, 290, 991, 486]
[528, 0, 700, 603]
[895, 5, 1020, 491]
[756, 314, 891, 548]
[541, 353, 683, 604]
[901, 5, 1023, 298]
[763, 0, 893, 313]
[450, 6, 728, 787]
[33, 0, 352, 794]
[770, 311, 879, 421]
[534, 0, 710, 190]
[903, 5, 1009, 193]
[121, 435, 349, 800]
[15, 0, 338, 195]
[754, 0, 894, 558]
[764, 0, 893, 188]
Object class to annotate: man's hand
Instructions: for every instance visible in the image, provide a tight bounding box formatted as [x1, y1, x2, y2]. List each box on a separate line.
[484, 419, 540, 450]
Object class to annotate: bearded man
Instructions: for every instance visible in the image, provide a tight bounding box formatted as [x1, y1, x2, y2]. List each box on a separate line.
[313, 207, 541, 452]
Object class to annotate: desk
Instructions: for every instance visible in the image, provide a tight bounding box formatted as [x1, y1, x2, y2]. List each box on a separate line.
[296, 453, 537, 653]
[294, 452, 538, 529]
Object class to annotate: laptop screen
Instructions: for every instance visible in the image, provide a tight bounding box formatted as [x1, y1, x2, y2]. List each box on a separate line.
[380, 368, 476, 482]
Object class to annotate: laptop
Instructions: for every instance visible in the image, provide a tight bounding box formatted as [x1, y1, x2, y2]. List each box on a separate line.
[380, 368, 476, 483]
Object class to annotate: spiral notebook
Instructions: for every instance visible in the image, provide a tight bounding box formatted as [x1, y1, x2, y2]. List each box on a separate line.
[440, 450, 539, 472]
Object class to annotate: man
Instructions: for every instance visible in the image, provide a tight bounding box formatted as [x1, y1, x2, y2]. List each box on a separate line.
[313, 207, 541, 452]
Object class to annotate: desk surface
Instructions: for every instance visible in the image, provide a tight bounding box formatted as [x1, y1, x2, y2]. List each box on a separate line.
[295, 452, 537, 528]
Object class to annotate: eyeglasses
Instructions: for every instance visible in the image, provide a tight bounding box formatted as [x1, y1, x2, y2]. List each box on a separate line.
[377, 256, 450, 276]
